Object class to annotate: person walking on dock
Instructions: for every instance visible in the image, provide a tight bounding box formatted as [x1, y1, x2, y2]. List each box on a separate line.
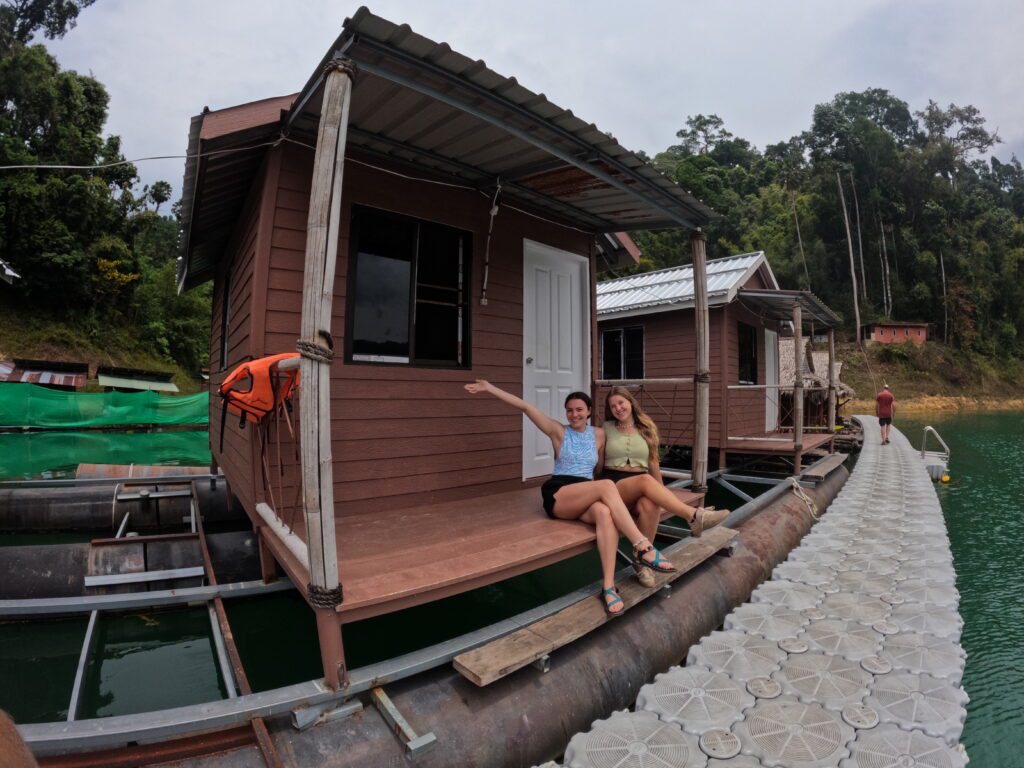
[876, 384, 895, 445]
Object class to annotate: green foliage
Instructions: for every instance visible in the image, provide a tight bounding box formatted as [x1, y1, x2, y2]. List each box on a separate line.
[0, 4, 210, 377]
[614, 89, 1024, 361]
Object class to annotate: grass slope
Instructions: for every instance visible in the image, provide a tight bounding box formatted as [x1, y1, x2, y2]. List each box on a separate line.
[838, 340, 1024, 410]
[0, 307, 205, 394]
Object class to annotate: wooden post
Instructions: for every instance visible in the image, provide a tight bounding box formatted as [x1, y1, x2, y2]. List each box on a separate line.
[297, 60, 355, 690]
[827, 328, 836, 452]
[691, 230, 710, 492]
[792, 303, 804, 473]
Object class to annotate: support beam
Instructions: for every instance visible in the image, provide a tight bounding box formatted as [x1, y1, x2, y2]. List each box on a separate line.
[712, 476, 755, 504]
[792, 303, 804, 473]
[297, 59, 355, 690]
[827, 328, 836, 438]
[691, 230, 710, 492]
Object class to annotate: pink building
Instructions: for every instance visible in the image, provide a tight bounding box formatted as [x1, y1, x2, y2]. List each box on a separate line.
[863, 322, 928, 345]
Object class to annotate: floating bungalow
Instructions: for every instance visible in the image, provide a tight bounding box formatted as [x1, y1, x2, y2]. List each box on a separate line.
[862, 320, 928, 345]
[0, 358, 88, 391]
[597, 253, 843, 472]
[176, 7, 719, 690]
[5, 10, 859, 766]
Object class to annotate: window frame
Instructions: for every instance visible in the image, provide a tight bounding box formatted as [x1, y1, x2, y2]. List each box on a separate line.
[737, 321, 758, 385]
[344, 205, 472, 369]
[601, 325, 645, 380]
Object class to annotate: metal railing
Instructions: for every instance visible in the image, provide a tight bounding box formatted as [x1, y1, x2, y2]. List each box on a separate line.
[920, 426, 950, 463]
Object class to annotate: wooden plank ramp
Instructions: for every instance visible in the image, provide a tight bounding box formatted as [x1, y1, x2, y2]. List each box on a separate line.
[800, 451, 847, 481]
[453, 525, 738, 687]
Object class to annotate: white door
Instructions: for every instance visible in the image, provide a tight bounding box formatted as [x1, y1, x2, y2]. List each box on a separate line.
[522, 240, 591, 479]
[764, 329, 779, 432]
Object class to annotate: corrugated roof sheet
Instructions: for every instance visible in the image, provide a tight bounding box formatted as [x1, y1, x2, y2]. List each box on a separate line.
[179, 7, 717, 290]
[597, 252, 772, 316]
[97, 374, 180, 393]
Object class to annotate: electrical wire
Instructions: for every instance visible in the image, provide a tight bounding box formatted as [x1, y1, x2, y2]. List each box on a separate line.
[0, 139, 286, 171]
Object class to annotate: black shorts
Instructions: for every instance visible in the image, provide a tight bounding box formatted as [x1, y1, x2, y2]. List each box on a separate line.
[879, 417, 892, 426]
[602, 468, 649, 484]
[541, 475, 590, 518]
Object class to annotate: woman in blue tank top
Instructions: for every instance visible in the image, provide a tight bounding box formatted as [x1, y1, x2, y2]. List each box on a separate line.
[465, 379, 677, 616]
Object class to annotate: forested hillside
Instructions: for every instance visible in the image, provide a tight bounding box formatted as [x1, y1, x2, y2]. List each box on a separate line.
[630, 97, 1024, 359]
[1, 1, 1021, 385]
[0, 0, 210, 382]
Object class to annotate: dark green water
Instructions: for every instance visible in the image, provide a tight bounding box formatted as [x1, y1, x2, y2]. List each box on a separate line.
[898, 411, 1024, 765]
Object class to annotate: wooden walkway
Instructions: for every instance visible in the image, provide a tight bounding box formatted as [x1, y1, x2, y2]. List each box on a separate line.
[258, 486, 705, 624]
[725, 430, 833, 455]
[556, 417, 969, 767]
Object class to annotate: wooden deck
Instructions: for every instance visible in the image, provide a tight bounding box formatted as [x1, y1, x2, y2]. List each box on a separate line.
[725, 431, 833, 455]
[257, 486, 705, 624]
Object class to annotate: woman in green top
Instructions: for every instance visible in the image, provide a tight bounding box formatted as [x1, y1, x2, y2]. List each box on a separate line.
[602, 387, 729, 585]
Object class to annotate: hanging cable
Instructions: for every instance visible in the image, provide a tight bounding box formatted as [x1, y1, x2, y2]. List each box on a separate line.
[479, 181, 502, 306]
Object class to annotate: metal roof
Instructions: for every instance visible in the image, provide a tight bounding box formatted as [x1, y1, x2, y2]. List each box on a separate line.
[736, 289, 842, 329]
[596, 252, 777, 318]
[178, 7, 715, 290]
[96, 366, 179, 393]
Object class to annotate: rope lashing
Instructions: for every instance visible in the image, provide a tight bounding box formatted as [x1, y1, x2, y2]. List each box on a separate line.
[326, 58, 358, 83]
[695, 370, 711, 383]
[788, 477, 819, 520]
[297, 330, 334, 363]
[308, 582, 344, 608]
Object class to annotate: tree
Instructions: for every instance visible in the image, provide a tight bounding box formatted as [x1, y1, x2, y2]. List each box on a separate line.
[147, 180, 172, 213]
[0, 0, 95, 52]
[670, 114, 734, 156]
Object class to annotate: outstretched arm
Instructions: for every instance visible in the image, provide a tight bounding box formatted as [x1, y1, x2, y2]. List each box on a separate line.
[465, 380, 563, 443]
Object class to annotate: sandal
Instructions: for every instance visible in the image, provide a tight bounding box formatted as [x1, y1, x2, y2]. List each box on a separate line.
[601, 587, 625, 616]
[633, 539, 676, 573]
[634, 562, 656, 588]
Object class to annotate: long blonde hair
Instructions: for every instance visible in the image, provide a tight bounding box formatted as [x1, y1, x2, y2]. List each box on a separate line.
[604, 386, 660, 462]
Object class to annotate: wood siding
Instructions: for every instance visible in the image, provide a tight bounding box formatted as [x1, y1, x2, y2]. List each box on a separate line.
[208, 157, 274, 513]
[217, 143, 594, 519]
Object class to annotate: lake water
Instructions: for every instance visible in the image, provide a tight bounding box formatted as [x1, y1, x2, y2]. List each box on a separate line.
[898, 410, 1024, 766]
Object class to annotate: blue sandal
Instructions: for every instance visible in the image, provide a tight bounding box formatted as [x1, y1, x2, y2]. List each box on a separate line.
[633, 540, 676, 573]
[601, 587, 625, 616]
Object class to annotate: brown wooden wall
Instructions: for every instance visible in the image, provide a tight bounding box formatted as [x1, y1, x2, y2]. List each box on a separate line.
[209, 143, 594, 519]
[208, 156, 273, 514]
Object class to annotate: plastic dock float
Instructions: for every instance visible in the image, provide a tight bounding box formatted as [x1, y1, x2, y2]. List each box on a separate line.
[454, 525, 737, 687]
[554, 416, 969, 768]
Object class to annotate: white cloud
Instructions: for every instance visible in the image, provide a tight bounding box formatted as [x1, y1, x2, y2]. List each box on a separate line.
[45, 0, 1024, 198]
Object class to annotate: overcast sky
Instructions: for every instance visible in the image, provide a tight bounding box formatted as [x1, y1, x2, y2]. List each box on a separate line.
[47, 0, 1024, 200]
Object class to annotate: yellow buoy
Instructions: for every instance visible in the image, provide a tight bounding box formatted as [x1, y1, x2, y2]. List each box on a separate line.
[941, 473, 951, 483]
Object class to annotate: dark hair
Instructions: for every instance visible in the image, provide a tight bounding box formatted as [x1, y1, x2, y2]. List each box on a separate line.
[564, 391, 593, 410]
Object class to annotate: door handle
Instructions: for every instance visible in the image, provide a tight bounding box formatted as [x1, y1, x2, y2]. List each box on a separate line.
[526, 357, 533, 364]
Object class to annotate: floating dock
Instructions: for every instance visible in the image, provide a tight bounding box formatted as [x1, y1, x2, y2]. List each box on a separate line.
[557, 416, 968, 768]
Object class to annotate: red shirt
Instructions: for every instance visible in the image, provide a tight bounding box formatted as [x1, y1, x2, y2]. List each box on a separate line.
[876, 390, 895, 418]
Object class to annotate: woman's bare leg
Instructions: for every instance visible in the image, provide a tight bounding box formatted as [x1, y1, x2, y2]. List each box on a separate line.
[578, 502, 619, 588]
[616, 474, 697, 522]
[634, 495, 660, 544]
[552, 479, 675, 572]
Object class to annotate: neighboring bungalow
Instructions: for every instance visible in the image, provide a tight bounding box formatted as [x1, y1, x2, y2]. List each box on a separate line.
[863, 321, 928, 345]
[177, 9, 713, 684]
[597, 252, 842, 469]
[1, 358, 88, 391]
[96, 366, 180, 393]
[779, 338, 855, 428]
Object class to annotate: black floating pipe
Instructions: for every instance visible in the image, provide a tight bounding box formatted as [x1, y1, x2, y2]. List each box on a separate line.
[0, 476, 237, 533]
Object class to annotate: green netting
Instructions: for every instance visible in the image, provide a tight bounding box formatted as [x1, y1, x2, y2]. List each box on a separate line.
[0, 383, 209, 428]
[0, 430, 211, 480]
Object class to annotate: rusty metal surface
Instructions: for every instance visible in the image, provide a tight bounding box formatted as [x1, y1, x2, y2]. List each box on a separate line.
[75, 464, 211, 480]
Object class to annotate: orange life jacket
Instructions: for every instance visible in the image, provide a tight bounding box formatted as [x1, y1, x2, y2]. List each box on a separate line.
[218, 353, 300, 450]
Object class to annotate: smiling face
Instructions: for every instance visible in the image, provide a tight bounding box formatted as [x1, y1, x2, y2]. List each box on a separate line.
[607, 393, 633, 425]
[564, 398, 591, 431]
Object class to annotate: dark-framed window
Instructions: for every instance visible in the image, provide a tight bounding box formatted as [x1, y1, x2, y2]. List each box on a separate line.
[738, 322, 757, 385]
[346, 205, 471, 367]
[601, 326, 644, 379]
